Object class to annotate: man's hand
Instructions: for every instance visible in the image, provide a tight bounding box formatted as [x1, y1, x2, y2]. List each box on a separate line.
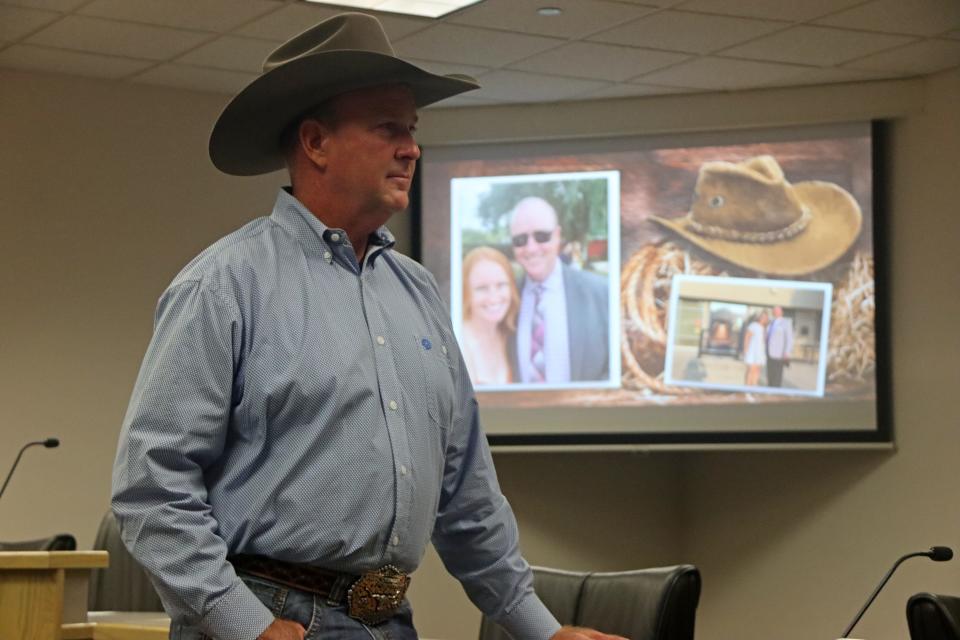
[257, 619, 306, 640]
[550, 625, 630, 640]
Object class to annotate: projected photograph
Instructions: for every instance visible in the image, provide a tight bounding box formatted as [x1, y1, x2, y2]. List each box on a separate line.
[663, 276, 832, 397]
[421, 122, 882, 441]
[450, 171, 621, 390]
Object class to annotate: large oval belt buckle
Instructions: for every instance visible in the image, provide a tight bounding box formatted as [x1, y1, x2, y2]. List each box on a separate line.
[347, 564, 411, 626]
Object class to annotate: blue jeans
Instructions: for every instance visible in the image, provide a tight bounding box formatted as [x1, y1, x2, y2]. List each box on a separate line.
[170, 572, 418, 640]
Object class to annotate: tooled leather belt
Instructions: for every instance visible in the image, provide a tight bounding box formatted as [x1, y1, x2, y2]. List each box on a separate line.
[229, 554, 411, 626]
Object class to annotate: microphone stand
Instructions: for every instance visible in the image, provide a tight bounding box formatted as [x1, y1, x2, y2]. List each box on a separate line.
[840, 551, 939, 638]
[0, 439, 59, 501]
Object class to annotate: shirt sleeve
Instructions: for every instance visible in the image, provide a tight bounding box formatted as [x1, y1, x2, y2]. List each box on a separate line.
[111, 279, 274, 640]
[430, 345, 561, 640]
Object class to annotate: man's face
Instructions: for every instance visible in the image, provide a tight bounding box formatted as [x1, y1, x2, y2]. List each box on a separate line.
[773, 306, 783, 319]
[322, 84, 420, 218]
[509, 198, 561, 283]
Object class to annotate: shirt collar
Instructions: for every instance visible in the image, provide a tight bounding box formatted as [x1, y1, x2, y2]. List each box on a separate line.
[269, 188, 396, 257]
[524, 259, 563, 294]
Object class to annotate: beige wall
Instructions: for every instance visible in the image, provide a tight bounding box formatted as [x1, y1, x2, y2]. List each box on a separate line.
[1, 66, 958, 640]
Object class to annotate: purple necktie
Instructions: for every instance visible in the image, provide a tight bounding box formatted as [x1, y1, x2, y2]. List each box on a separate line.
[530, 284, 546, 383]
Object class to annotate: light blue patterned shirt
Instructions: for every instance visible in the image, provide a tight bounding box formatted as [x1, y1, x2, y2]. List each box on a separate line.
[112, 189, 560, 640]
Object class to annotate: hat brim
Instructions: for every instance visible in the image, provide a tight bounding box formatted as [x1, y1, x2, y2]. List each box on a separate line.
[209, 50, 479, 176]
[650, 181, 863, 275]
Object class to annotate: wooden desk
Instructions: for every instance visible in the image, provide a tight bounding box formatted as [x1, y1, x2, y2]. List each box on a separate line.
[62, 611, 170, 640]
[0, 551, 109, 640]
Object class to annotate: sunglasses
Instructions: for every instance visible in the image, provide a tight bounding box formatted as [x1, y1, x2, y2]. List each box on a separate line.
[511, 229, 555, 247]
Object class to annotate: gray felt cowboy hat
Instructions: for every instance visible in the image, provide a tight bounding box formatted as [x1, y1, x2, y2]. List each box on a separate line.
[209, 12, 479, 176]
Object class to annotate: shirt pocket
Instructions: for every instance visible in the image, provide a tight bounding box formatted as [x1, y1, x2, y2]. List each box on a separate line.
[414, 334, 455, 430]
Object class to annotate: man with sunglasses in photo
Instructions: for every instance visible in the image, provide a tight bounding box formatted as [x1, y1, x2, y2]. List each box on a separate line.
[509, 197, 610, 384]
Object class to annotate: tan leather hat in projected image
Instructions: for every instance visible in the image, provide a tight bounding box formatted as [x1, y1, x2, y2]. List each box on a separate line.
[651, 155, 863, 275]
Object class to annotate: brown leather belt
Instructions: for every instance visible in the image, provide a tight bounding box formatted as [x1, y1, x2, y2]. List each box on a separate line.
[229, 554, 411, 626]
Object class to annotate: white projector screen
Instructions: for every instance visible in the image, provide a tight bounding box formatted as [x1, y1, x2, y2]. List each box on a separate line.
[417, 122, 889, 447]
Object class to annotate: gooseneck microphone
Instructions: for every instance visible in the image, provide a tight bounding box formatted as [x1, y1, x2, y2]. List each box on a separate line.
[840, 546, 954, 638]
[0, 438, 60, 502]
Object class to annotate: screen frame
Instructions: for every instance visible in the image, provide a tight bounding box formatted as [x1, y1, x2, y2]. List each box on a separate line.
[411, 120, 893, 449]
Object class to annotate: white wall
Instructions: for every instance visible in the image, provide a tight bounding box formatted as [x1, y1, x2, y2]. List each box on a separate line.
[1, 66, 958, 640]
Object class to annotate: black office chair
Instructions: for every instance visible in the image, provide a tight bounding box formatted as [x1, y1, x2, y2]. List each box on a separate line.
[87, 511, 164, 612]
[0, 533, 76, 551]
[908, 593, 960, 640]
[479, 565, 701, 640]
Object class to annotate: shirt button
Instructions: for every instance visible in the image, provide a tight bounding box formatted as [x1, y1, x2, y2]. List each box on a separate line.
[323, 251, 332, 262]
[400, 465, 408, 476]
[389, 400, 398, 411]
[391, 536, 400, 546]
[330, 232, 341, 242]
[441, 345, 447, 355]
[376, 336, 385, 345]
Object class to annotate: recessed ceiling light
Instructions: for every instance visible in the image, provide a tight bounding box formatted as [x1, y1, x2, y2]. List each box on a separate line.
[537, 7, 563, 16]
[303, 1, 485, 19]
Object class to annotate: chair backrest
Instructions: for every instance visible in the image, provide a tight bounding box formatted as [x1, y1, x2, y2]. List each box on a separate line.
[87, 511, 164, 612]
[908, 593, 960, 640]
[479, 565, 701, 640]
[0, 533, 76, 551]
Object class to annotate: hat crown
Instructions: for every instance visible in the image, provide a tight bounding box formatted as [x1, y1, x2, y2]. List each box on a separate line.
[690, 155, 806, 235]
[263, 12, 394, 72]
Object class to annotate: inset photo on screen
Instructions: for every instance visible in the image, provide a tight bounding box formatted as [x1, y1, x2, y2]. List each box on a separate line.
[449, 171, 621, 391]
[664, 276, 832, 397]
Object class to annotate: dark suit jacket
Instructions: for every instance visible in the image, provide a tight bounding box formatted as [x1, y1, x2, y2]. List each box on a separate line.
[514, 264, 610, 382]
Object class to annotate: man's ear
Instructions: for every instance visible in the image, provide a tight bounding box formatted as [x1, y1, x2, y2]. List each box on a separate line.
[298, 119, 330, 169]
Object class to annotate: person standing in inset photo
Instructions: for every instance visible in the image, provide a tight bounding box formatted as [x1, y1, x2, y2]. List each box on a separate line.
[765, 306, 794, 387]
[743, 310, 769, 386]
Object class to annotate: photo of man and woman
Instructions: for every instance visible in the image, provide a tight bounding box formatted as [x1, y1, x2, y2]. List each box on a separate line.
[451, 172, 621, 390]
[664, 275, 832, 396]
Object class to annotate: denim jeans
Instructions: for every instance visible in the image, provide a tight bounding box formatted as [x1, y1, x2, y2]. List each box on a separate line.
[170, 572, 418, 640]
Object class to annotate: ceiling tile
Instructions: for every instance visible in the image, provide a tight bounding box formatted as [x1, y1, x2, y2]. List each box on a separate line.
[843, 38, 960, 74]
[638, 56, 806, 89]
[0, 5, 60, 41]
[0, 0, 87, 10]
[26, 16, 212, 60]
[576, 81, 695, 99]
[469, 69, 609, 102]
[176, 35, 278, 73]
[673, 0, 864, 22]
[403, 57, 492, 78]
[132, 63, 257, 94]
[235, 4, 430, 42]
[589, 10, 785, 54]
[815, 0, 960, 37]
[608, 0, 678, 6]
[721, 25, 914, 66]
[448, 0, 655, 39]
[78, 0, 282, 33]
[0, 43, 152, 78]
[393, 24, 563, 67]
[509, 41, 689, 82]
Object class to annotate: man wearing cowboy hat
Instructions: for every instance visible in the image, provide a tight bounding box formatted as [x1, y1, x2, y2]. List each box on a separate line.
[111, 12, 624, 640]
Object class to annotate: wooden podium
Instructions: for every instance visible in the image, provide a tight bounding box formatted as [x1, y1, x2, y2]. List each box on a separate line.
[0, 550, 108, 640]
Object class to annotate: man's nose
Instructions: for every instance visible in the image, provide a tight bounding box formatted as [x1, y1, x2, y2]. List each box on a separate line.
[398, 139, 420, 161]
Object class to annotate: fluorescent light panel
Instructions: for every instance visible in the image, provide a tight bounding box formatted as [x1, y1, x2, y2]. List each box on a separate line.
[304, 0, 484, 19]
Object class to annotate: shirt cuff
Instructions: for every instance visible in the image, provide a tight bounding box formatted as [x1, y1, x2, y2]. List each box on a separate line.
[202, 578, 275, 640]
[497, 592, 562, 640]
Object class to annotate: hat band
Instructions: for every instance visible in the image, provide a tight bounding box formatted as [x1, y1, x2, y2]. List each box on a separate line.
[686, 207, 812, 244]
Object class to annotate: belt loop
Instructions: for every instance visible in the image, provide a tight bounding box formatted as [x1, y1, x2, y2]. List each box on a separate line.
[327, 574, 353, 606]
